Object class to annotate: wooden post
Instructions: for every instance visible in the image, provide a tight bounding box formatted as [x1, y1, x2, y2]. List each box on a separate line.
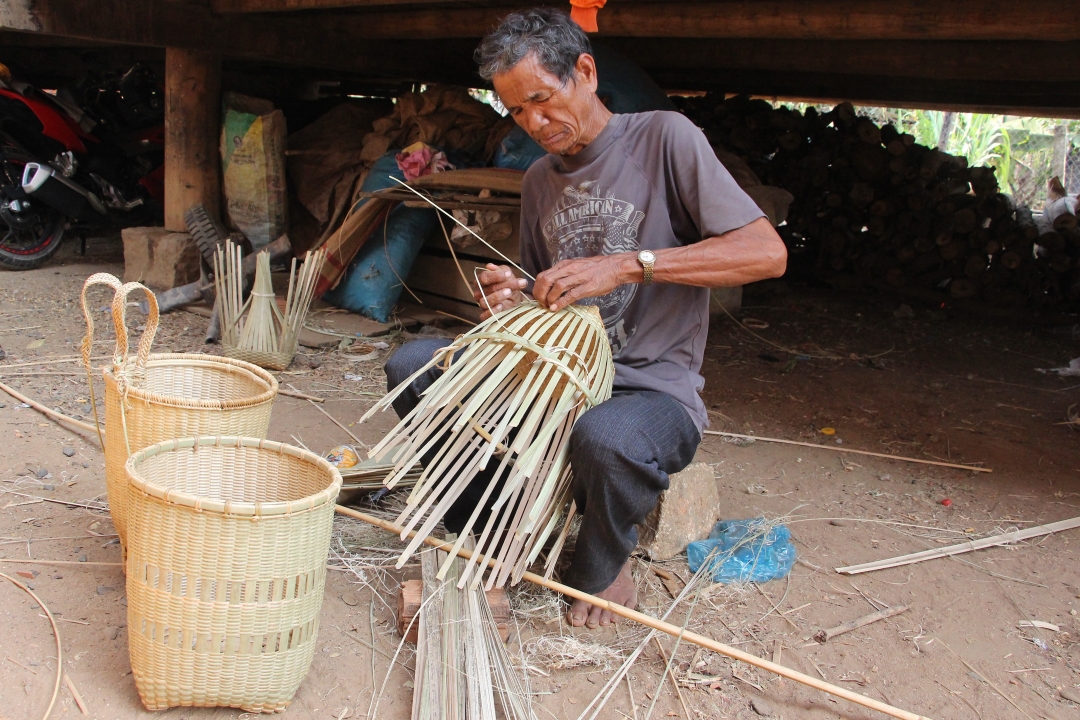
[164, 48, 221, 232]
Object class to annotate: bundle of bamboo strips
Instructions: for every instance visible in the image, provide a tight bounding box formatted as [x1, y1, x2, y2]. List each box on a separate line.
[411, 538, 535, 720]
[362, 301, 613, 590]
[214, 240, 326, 371]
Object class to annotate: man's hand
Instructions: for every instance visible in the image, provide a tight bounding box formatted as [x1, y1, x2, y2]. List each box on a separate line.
[473, 263, 528, 321]
[533, 253, 639, 312]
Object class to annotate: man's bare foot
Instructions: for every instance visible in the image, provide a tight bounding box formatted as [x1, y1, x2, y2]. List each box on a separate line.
[566, 560, 638, 629]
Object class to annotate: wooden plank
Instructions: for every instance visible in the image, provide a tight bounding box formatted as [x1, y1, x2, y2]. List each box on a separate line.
[0, 0, 476, 81]
[251, 1, 1080, 42]
[410, 289, 482, 324]
[408, 252, 483, 306]
[609, 38, 1080, 84]
[211, 0, 453, 11]
[835, 516, 1080, 575]
[164, 47, 221, 232]
[657, 68, 1080, 117]
[411, 168, 524, 195]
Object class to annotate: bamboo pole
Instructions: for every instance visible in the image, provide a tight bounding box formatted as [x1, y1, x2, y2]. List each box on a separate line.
[334, 505, 933, 720]
[814, 605, 910, 643]
[0, 380, 100, 435]
[703, 431, 990, 473]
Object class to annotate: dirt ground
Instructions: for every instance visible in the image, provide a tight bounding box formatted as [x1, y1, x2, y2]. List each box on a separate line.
[2, 234, 1080, 720]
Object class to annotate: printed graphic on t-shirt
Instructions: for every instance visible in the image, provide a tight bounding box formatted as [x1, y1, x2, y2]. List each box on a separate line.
[540, 181, 645, 354]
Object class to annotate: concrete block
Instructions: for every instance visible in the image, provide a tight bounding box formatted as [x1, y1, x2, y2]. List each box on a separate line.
[637, 462, 720, 561]
[122, 226, 201, 291]
[710, 285, 743, 315]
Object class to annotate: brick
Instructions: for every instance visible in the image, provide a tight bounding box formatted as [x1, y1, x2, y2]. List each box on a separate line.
[396, 579, 511, 644]
[637, 462, 720, 561]
[397, 578, 423, 644]
[121, 226, 201, 291]
[710, 285, 743, 315]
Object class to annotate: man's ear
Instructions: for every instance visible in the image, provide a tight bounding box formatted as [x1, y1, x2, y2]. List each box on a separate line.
[574, 53, 600, 93]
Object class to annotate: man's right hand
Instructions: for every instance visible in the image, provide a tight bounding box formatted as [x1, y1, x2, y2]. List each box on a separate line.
[473, 263, 528, 321]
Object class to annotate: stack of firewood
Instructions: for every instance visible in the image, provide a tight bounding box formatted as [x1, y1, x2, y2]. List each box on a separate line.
[673, 94, 1080, 313]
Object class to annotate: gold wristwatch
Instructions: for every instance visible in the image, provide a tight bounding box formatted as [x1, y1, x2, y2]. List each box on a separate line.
[638, 249, 656, 286]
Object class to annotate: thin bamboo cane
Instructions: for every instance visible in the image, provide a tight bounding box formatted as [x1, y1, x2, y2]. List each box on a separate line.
[704, 431, 991, 473]
[335, 505, 934, 720]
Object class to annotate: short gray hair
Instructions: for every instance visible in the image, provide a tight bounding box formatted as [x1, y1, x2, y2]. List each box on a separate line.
[474, 8, 593, 83]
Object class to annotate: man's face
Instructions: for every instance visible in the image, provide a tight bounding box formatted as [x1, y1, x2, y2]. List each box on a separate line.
[493, 52, 601, 156]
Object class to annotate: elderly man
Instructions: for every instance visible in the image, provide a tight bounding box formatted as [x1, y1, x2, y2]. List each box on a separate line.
[385, 8, 787, 628]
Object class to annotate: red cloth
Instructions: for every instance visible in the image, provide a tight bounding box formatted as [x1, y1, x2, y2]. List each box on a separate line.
[395, 143, 453, 181]
[569, 0, 607, 32]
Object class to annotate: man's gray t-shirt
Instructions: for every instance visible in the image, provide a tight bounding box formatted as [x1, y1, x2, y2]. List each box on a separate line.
[519, 111, 765, 433]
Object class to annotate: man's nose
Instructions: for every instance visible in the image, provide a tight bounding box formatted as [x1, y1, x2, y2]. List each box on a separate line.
[521, 106, 548, 135]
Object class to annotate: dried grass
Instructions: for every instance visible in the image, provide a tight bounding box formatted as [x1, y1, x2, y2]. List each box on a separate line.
[523, 635, 627, 672]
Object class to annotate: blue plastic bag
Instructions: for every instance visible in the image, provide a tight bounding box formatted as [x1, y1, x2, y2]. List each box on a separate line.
[323, 152, 439, 322]
[686, 518, 796, 583]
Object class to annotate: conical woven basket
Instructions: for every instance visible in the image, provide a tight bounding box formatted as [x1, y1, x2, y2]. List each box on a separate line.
[364, 301, 614, 590]
[124, 435, 342, 713]
[81, 274, 278, 551]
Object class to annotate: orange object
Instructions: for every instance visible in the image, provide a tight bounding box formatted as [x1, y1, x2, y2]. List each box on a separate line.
[569, 0, 607, 32]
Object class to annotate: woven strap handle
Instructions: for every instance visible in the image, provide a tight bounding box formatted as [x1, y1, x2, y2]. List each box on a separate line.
[112, 281, 160, 370]
[80, 273, 125, 370]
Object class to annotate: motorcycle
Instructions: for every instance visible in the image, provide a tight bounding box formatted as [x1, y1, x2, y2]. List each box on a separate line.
[0, 62, 165, 270]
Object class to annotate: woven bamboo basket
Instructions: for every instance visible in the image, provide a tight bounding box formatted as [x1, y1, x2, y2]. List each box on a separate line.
[81, 274, 278, 550]
[124, 435, 342, 712]
[363, 301, 613, 590]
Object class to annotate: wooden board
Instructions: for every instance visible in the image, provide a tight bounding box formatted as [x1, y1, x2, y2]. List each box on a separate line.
[408, 252, 482, 307]
[410, 289, 482, 324]
[212, 1, 1080, 42]
[412, 168, 524, 195]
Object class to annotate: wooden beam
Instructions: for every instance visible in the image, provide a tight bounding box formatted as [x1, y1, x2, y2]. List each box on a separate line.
[603, 38, 1080, 84]
[653, 68, 1080, 117]
[0, 0, 478, 83]
[277, 1, 1080, 41]
[164, 48, 221, 231]
[211, 0, 449, 12]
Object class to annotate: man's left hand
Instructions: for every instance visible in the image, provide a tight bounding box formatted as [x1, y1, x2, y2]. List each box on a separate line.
[532, 253, 638, 312]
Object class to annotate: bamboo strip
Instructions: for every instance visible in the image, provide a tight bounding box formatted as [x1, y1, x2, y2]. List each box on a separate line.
[815, 605, 910, 642]
[1, 571, 62, 720]
[278, 387, 324, 402]
[703, 431, 991, 473]
[336, 505, 933, 720]
[0, 380, 99, 435]
[836, 516, 1080, 574]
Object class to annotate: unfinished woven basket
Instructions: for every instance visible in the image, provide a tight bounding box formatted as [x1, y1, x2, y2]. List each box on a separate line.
[363, 301, 613, 590]
[81, 274, 279, 551]
[124, 435, 342, 713]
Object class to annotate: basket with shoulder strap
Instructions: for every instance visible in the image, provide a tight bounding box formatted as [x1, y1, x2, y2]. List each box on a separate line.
[80, 274, 278, 551]
[124, 435, 341, 712]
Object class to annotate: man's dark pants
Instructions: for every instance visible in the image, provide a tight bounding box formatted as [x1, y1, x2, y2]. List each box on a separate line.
[385, 338, 701, 594]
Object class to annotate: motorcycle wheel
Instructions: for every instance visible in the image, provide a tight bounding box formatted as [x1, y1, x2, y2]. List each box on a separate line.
[0, 200, 65, 270]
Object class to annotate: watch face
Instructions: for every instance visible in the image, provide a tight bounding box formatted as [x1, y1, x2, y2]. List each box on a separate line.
[639, 250, 656, 263]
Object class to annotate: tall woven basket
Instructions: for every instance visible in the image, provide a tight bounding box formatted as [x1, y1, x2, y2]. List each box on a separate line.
[81, 274, 278, 551]
[124, 436, 342, 712]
